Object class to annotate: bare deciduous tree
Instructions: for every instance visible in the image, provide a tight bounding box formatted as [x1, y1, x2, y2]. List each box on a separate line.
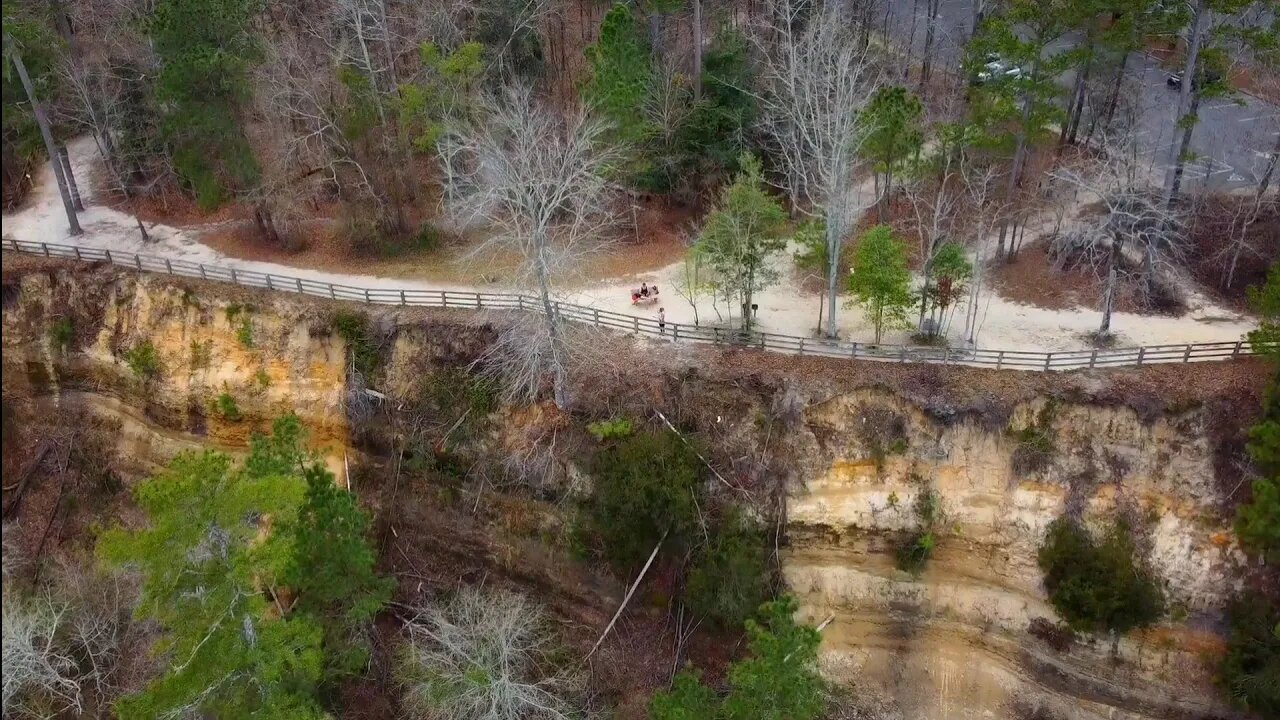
[56, 60, 150, 241]
[959, 165, 1004, 346]
[1051, 127, 1187, 336]
[753, 0, 881, 337]
[399, 587, 587, 720]
[441, 85, 621, 407]
[3, 593, 81, 717]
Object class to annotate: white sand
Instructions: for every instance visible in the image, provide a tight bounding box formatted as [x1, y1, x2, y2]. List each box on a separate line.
[3, 137, 1256, 353]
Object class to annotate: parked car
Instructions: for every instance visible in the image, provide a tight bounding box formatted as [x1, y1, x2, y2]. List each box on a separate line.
[1166, 68, 1223, 89]
[974, 55, 1025, 85]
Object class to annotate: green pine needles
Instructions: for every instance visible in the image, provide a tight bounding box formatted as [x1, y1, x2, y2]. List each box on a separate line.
[98, 415, 389, 717]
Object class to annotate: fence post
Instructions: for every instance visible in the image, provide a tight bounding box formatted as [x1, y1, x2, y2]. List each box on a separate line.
[439, 290, 447, 307]
[851, 342, 858, 359]
[1182, 344, 1192, 363]
[475, 292, 482, 308]
[672, 324, 679, 342]
[942, 347, 950, 365]
[104, 249, 112, 264]
[1044, 352, 1052, 371]
[798, 338, 805, 355]
[593, 308, 600, 327]
[996, 351, 1004, 370]
[135, 254, 142, 272]
[633, 316, 639, 334]
[714, 327, 722, 345]
[1136, 347, 1145, 367]
[266, 275, 273, 291]
[517, 295, 524, 311]
[899, 344, 907, 363]
[43, 243, 50, 257]
[400, 290, 406, 306]
[296, 278, 303, 294]
[200, 265, 207, 280]
[1089, 349, 1097, 369]
[165, 258, 172, 274]
[73, 246, 81, 261]
[364, 288, 370, 303]
[1232, 341, 1242, 358]
[230, 268, 237, 284]
[329, 285, 336, 300]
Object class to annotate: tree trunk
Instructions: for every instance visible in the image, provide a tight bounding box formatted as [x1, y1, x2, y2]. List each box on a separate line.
[535, 239, 568, 408]
[1167, 86, 1204, 202]
[692, 0, 702, 100]
[825, 209, 844, 338]
[998, 57, 1040, 259]
[1226, 229, 1244, 290]
[858, 0, 873, 50]
[1162, 0, 1207, 208]
[1065, 57, 1093, 145]
[1255, 132, 1280, 201]
[648, 11, 662, 58]
[877, 165, 895, 223]
[7, 39, 81, 236]
[57, 145, 84, 211]
[1060, 42, 1094, 150]
[874, 172, 883, 222]
[906, 0, 922, 81]
[1101, 234, 1122, 335]
[917, 274, 932, 332]
[254, 202, 281, 245]
[49, 0, 73, 43]
[1089, 51, 1129, 144]
[917, 236, 939, 330]
[816, 286, 825, 336]
[918, 0, 941, 93]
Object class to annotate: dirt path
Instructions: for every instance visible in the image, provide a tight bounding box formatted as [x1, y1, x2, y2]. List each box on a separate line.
[2, 137, 1256, 352]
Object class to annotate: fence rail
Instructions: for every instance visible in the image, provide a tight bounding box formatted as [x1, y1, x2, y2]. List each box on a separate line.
[3, 238, 1264, 371]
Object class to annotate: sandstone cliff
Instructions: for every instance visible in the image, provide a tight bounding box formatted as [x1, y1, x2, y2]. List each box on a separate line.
[1, 257, 1267, 720]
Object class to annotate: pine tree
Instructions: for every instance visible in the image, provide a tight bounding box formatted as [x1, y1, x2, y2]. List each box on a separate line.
[99, 415, 390, 717]
[862, 86, 923, 221]
[584, 5, 654, 147]
[150, 0, 261, 209]
[284, 464, 394, 683]
[1240, 265, 1280, 563]
[98, 417, 325, 718]
[650, 597, 825, 720]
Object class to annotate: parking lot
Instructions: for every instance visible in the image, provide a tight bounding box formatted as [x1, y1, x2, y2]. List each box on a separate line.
[875, 0, 1279, 191]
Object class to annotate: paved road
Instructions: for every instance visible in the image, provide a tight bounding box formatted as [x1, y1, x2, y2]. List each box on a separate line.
[874, 0, 1279, 191]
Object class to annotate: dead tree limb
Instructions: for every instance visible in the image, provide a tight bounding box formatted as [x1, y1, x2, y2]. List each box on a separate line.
[587, 529, 668, 659]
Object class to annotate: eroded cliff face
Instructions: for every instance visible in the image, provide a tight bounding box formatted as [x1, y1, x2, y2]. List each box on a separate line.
[784, 389, 1249, 720]
[1, 261, 1263, 720]
[1, 270, 350, 479]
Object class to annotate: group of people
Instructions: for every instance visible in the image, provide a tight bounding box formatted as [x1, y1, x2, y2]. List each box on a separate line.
[626, 283, 666, 335]
[631, 282, 660, 303]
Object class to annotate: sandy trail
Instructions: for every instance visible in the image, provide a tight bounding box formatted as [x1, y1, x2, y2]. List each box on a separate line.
[3, 137, 1255, 352]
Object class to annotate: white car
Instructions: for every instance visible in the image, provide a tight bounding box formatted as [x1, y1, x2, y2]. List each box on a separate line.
[975, 58, 1025, 85]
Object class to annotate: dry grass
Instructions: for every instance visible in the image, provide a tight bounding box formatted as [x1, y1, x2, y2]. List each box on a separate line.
[989, 240, 1181, 315]
[196, 196, 691, 287]
[1186, 195, 1280, 309]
